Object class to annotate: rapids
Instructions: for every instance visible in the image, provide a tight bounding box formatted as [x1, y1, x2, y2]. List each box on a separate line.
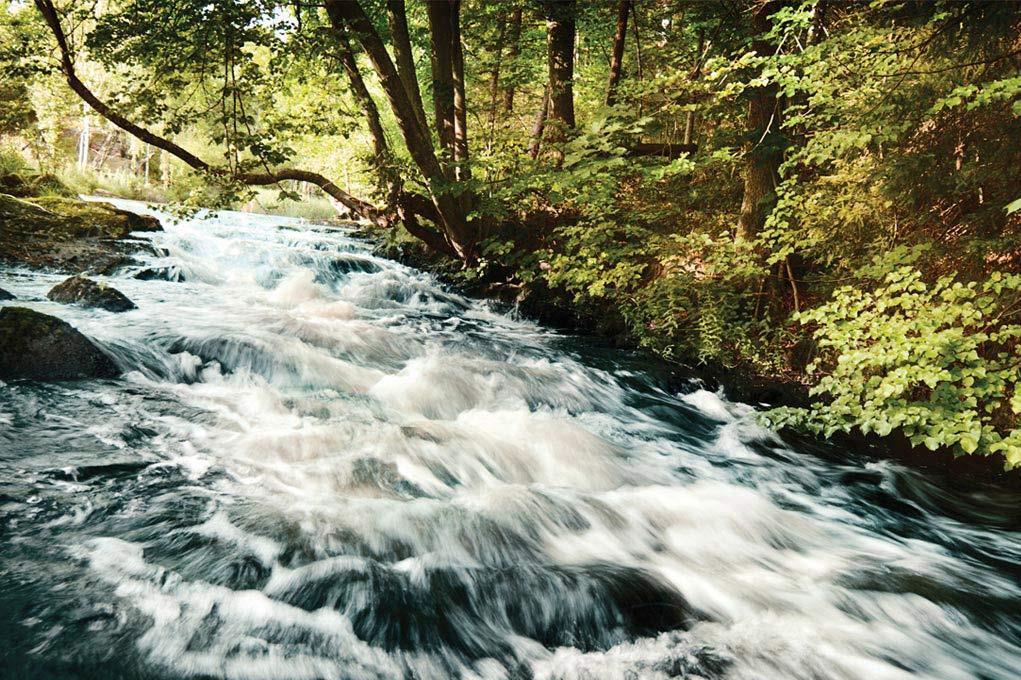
[1, 199, 1019, 680]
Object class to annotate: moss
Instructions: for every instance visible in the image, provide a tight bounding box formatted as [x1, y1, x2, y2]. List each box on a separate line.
[0, 192, 160, 272]
[0, 306, 119, 380]
[0, 172, 74, 199]
[46, 275, 137, 312]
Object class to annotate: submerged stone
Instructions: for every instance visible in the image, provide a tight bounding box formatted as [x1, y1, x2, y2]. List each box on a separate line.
[0, 306, 119, 381]
[47, 276, 137, 312]
[133, 265, 185, 282]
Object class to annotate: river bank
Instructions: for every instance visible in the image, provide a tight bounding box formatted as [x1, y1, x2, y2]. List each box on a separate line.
[370, 229, 1021, 485]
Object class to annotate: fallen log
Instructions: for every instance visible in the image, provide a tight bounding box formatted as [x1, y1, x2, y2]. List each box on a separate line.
[628, 143, 697, 159]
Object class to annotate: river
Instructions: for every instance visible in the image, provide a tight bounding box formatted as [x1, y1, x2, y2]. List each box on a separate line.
[1, 199, 1019, 680]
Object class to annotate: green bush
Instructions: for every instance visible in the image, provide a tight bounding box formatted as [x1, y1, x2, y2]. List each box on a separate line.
[765, 264, 1021, 469]
[0, 144, 30, 176]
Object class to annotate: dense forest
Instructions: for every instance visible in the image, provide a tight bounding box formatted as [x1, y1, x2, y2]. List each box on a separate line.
[2, 0, 1020, 470]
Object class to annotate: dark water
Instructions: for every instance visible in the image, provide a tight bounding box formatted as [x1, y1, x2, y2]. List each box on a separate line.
[1, 199, 1019, 680]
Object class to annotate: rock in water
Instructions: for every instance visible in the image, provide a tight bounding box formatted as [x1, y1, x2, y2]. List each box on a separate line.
[0, 193, 161, 272]
[0, 306, 119, 380]
[0, 288, 14, 300]
[47, 276, 136, 312]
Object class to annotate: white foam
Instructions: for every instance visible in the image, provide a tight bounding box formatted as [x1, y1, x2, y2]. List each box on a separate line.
[267, 269, 321, 306]
[681, 388, 751, 423]
[77, 538, 404, 679]
[189, 511, 283, 566]
[20, 199, 1015, 680]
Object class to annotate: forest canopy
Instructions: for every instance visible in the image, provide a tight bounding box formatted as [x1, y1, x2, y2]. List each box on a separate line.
[2, 0, 1020, 468]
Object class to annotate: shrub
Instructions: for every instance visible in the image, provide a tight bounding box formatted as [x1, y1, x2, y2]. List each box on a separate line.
[765, 265, 1021, 469]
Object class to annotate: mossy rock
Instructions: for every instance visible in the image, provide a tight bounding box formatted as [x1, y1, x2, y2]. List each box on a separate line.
[0, 172, 75, 199]
[0, 306, 119, 381]
[47, 275, 137, 312]
[0, 193, 161, 272]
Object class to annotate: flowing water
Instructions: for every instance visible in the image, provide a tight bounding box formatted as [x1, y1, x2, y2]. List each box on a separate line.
[1, 199, 1019, 680]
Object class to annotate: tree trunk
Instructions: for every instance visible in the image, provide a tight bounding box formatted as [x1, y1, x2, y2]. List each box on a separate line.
[327, 0, 476, 260]
[528, 86, 550, 160]
[502, 7, 523, 113]
[683, 28, 705, 146]
[487, 18, 508, 144]
[606, 0, 630, 106]
[631, 3, 643, 81]
[545, 1, 576, 129]
[77, 103, 90, 169]
[386, 0, 430, 138]
[736, 1, 783, 241]
[631, 2, 644, 114]
[450, 0, 470, 182]
[426, 0, 456, 167]
[336, 26, 400, 205]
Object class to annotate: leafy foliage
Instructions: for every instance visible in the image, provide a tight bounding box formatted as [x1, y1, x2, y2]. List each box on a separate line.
[766, 262, 1021, 469]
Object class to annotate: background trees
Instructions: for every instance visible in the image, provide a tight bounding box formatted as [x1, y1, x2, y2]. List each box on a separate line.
[2, 0, 1020, 466]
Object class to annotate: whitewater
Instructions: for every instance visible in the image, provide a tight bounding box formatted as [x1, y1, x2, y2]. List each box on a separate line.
[1, 200, 1018, 680]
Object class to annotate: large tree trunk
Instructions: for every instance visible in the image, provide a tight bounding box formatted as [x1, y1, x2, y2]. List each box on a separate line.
[606, 0, 630, 106]
[426, 0, 456, 167]
[544, 0, 576, 165]
[335, 27, 400, 207]
[545, 1, 576, 129]
[736, 1, 783, 241]
[386, 0, 430, 138]
[327, 0, 476, 260]
[502, 6, 523, 113]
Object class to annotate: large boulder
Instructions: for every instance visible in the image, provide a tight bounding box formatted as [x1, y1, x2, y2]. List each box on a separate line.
[0, 288, 14, 300]
[0, 306, 119, 381]
[0, 193, 161, 272]
[47, 276, 136, 312]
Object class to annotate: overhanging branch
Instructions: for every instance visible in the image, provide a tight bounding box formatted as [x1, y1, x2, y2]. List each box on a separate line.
[34, 0, 383, 224]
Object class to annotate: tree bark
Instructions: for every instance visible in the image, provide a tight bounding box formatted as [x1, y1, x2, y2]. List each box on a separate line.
[502, 6, 523, 113]
[77, 102, 90, 169]
[631, 2, 644, 113]
[487, 18, 508, 143]
[630, 3, 643, 80]
[449, 0, 470, 182]
[335, 26, 400, 205]
[528, 86, 550, 160]
[327, 0, 476, 260]
[606, 0, 630, 106]
[34, 0, 382, 223]
[545, 1, 576, 129]
[736, 1, 784, 241]
[386, 0, 430, 138]
[426, 0, 456, 165]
